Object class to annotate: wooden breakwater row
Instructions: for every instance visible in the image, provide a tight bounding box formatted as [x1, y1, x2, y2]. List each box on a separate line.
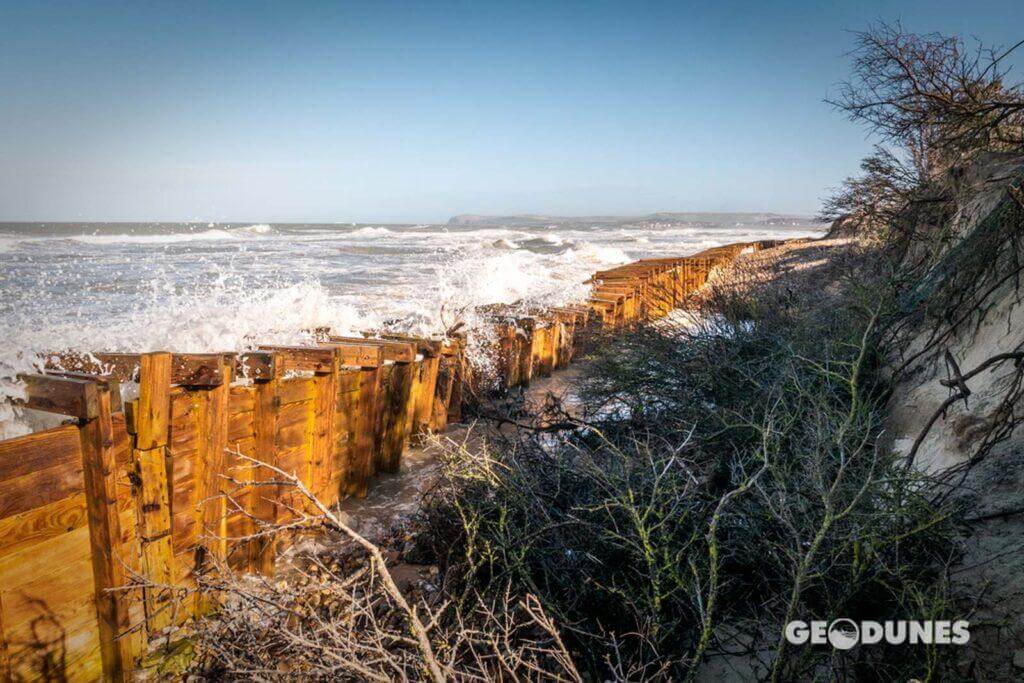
[0, 238, 790, 680]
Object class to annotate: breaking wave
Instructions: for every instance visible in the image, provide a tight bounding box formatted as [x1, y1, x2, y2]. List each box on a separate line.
[0, 219, 823, 435]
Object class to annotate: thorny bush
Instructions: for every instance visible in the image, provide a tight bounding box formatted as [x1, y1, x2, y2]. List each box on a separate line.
[420, 242, 966, 681]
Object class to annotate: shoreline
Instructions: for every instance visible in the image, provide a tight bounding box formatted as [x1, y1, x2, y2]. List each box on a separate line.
[0, 237, 782, 680]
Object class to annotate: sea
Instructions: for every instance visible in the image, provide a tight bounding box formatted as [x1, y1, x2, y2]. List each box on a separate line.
[0, 216, 823, 436]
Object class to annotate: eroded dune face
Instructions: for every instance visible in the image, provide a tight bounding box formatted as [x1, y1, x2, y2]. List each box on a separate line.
[886, 153, 1024, 474]
[881, 152, 1024, 682]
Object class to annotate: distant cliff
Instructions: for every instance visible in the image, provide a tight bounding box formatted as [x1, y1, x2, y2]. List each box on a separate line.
[447, 212, 824, 228]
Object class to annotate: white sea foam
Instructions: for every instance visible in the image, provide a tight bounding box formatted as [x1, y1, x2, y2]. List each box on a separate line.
[70, 229, 238, 245]
[0, 219, 823, 434]
[346, 226, 393, 237]
[236, 223, 274, 235]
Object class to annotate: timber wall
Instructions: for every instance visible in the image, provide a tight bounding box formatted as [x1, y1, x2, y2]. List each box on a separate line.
[0, 238, 791, 680]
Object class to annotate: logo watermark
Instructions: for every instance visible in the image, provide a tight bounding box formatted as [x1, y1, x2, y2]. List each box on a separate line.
[785, 620, 970, 650]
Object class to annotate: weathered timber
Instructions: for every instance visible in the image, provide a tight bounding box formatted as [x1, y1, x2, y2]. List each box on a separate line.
[15, 374, 99, 419]
[78, 379, 139, 679]
[46, 352, 228, 386]
[44, 371, 124, 414]
[192, 354, 234, 595]
[0, 423, 80, 486]
[319, 340, 386, 368]
[129, 352, 176, 633]
[310, 349, 341, 502]
[326, 335, 416, 363]
[237, 351, 277, 381]
[374, 360, 417, 473]
[258, 345, 338, 374]
[252, 353, 285, 575]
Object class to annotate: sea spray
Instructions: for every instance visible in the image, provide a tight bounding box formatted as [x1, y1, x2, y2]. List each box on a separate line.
[0, 219, 822, 433]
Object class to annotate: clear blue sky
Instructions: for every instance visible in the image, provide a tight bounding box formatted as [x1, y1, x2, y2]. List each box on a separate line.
[1, 1, 1021, 223]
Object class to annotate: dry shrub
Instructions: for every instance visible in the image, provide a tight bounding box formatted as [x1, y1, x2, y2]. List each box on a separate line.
[175, 458, 581, 682]
[419, 240, 966, 681]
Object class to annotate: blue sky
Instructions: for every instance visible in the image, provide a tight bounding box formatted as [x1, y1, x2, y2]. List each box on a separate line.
[1, 1, 1021, 223]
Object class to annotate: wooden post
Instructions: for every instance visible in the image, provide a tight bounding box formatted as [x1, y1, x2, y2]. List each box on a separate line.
[532, 323, 554, 378]
[334, 369, 358, 496]
[321, 342, 384, 497]
[545, 318, 560, 372]
[310, 348, 341, 504]
[353, 365, 383, 492]
[79, 378, 139, 680]
[374, 359, 415, 474]
[251, 353, 283, 575]
[192, 354, 233, 612]
[130, 352, 177, 634]
[495, 321, 517, 390]
[432, 351, 455, 433]
[414, 354, 441, 436]
[372, 334, 444, 436]
[447, 334, 466, 424]
[517, 319, 535, 386]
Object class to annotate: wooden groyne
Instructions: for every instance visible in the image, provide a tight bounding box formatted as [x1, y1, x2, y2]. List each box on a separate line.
[0, 238, 790, 680]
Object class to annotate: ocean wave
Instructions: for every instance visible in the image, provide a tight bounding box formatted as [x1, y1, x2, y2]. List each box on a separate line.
[234, 223, 274, 235]
[345, 226, 394, 238]
[566, 243, 631, 265]
[69, 229, 239, 245]
[0, 220, 824, 434]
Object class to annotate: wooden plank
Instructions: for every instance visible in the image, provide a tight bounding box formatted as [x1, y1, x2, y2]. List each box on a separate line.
[326, 335, 416, 363]
[237, 351, 277, 381]
[170, 353, 229, 387]
[331, 370, 357, 496]
[0, 456, 84, 520]
[544, 318, 560, 373]
[0, 532, 104, 681]
[0, 424, 80, 483]
[44, 351, 140, 381]
[79, 380, 138, 679]
[228, 408, 255, 443]
[373, 364, 395, 472]
[374, 333, 444, 357]
[432, 356, 454, 432]
[392, 360, 415, 466]
[15, 374, 99, 419]
[278, 377, 317, 405]
[531, 326, 551, 378]
[320, 340, 385, 368]
[45, 352, 227, 386]
[493, 322, 517, 390]
[229, 385, 256, 413]
[44, 370, 124, 414]
[0, 493, 88, 558]
[258, 345, 337, 374]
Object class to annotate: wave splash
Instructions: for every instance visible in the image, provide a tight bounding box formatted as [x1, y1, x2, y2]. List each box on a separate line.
[0, 219, 822, 435]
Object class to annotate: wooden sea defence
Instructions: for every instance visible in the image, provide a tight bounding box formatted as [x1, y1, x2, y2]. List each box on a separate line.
[0, 238, 790, 680]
